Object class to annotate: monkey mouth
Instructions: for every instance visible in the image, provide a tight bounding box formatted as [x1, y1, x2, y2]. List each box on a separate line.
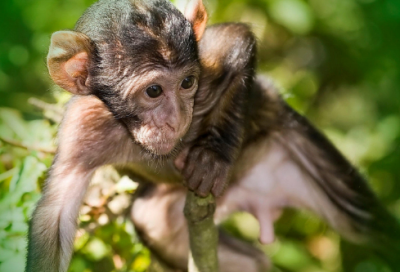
[136, 138, 182, 157]
[142, 142, 184, 161]
[132, 124, 187, 156]
[151, 141, 178, 155]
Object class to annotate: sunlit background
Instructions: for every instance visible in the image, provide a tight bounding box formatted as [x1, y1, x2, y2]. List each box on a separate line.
[0, 0, 400, 271]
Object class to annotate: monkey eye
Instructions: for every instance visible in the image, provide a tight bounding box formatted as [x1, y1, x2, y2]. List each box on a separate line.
[181, 76, 196, 89]
[146, 85, 163, 98]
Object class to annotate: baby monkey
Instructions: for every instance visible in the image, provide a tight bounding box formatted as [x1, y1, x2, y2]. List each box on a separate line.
[27, 0, 256, 271]
[26, 0, 400, 271]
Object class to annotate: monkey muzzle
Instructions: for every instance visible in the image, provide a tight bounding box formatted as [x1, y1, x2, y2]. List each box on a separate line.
[133, 124, 185, 156]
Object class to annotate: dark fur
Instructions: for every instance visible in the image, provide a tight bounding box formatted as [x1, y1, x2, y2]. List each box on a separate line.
[179, 23, 257, 196]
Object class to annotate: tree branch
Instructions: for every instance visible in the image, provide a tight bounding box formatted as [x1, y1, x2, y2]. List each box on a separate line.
[0, 137, 56, 154]
[184, 191, 219, 272]
[28, 97, 64, 123]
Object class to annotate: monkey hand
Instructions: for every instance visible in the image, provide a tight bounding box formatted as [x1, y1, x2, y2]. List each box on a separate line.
[175, 146, 230, 197]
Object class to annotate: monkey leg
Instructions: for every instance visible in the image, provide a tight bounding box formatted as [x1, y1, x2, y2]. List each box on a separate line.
[131, 183, 270, 272]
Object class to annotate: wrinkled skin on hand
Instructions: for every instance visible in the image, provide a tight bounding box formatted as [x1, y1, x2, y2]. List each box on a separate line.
[175, 146, 229, 197]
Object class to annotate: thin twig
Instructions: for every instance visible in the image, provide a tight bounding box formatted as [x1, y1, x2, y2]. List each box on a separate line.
[28, 97, 64, 123]
[0, 137, 56, 154]
[28, 97, 64, 114]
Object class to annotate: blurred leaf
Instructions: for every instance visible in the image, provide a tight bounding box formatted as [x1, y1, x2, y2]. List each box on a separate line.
[75, 231, 90, 251]
[269, 0, 314, 34]
[82, 238, 110, 261]
[0, 248, 14, 262]
[0, 168, 17, 184]
[0, 156, 45, 212]
[0, 109, 28, 139]
[271, 239, 316, 270]
[0, 254, 25, 272]
[115, 176, 138, 193]
[132, 254, 151, 272]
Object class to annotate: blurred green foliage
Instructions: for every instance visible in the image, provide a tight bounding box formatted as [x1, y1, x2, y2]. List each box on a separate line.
[0, 0, 400, 271]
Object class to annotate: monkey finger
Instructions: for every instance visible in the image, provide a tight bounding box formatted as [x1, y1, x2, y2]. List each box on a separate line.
[196, 167, 216, 196]
[211, 176, 228, 197]
[182, 148, 202, 177]
[182, 159, 197, 180]
[196, 178, 214, 197]
[187, 176, 202, 192]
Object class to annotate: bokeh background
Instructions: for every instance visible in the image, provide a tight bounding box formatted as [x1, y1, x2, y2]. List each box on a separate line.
[0, 0, 400, 271]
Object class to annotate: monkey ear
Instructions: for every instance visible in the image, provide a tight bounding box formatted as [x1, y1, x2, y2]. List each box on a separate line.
[47, 31, 93, 95]
[185, 0, 208, 41]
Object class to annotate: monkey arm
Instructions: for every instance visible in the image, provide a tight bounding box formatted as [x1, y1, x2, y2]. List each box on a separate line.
[26, 96, 137, 272]
[180, 23, 257, 197]
[27, 169, 94, 272]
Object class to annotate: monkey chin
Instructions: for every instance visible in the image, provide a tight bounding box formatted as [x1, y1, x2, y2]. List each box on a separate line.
[136, 137, 183, 159]
[133, 124, 189, 158]
[149, 141, 179, 156]
[138, 141, 182, 161]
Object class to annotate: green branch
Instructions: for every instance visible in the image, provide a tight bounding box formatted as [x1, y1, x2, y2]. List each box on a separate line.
[184, 191, 219, 272]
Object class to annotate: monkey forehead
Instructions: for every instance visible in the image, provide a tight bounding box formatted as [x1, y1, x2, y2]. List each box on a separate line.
[76, 0, 199, 69]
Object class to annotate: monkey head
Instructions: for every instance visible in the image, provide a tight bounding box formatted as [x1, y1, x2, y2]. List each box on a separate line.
[46, 0, 208, 156]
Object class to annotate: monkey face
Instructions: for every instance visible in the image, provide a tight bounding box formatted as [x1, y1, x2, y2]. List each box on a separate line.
[46, 0, 204, 157]
[119, 67, 200, 156]
[91, 57, 200, 156]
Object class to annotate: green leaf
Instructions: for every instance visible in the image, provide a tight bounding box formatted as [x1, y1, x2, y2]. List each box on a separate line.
[0, 248, 14, 262]
[0, 168, 17, 184]
[82, 238, 110, 261]
[0, 253, 25, 272]
[271, 239, 315, 270]
[0, 109, 28, 140]
[269, 0, 314, 35]
[0, 156, 45, 213]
